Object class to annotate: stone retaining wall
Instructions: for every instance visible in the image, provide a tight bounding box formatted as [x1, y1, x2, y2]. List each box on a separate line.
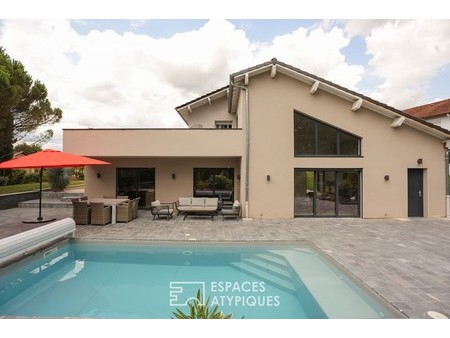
[0, 191, 41, 210]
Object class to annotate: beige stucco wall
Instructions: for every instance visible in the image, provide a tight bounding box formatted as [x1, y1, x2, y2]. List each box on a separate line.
[243, 72, 447, 219]
[64, 129, 242, 157]
[84, 157, 241, 204]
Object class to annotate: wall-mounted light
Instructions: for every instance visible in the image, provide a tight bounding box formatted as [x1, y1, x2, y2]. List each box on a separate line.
[384, 175, 389, 181]
[96, 173, 101, 179]
[267, 175, 271, 182]
[172, 173, 176, 180]
[417, 158, 423, 165]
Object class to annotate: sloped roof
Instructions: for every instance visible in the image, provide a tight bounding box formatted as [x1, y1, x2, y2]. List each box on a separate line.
[175, 85, 229, 110]
[228, 58, 450, 139]
[404, 98, 450, 119]
[174, 58, 450, 139]
[175, 85, 229, 126]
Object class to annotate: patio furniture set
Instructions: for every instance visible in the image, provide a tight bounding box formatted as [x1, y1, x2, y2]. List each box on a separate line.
[72, 196, 140, 225]
[150, 197, 241, 221]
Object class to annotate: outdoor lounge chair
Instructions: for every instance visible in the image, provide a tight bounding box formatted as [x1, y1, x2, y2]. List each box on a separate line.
[90, 202, 112, 225]
[150, 200, 175, 220]
[221, 200, 241, 220]
[117, 199, 134, 222]
[72, 201, 91, 225]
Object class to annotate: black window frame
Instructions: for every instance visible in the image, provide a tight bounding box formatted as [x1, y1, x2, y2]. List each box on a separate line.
[294, 168, 362, 218]
[193, 168, 234, 201]
[294, 110, 361, 157]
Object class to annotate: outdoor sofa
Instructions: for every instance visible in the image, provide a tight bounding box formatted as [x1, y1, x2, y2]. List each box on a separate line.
[176, 197, 219, 220]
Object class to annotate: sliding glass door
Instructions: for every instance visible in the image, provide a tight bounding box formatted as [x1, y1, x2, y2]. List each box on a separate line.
[294, 169, 360, 217]
[193, 168, 234, 202]
[117, 168, 155, 207]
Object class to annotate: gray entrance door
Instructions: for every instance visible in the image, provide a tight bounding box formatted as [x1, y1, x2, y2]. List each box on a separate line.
[408, 169, 424, 217]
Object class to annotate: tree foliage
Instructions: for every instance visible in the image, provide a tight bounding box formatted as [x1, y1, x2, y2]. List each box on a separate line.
[13, 142, 42, 155]
[0, 47, 62, 162]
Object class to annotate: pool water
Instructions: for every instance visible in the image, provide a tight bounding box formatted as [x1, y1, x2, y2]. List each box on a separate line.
[0, 241, 401, 319]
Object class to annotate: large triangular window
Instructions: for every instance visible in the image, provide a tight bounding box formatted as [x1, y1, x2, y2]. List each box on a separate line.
[294, 111, 361, 156]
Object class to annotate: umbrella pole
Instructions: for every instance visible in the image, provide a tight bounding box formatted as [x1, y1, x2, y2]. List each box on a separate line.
[23, 167, 55, 223]
[37, 167, 43, 221]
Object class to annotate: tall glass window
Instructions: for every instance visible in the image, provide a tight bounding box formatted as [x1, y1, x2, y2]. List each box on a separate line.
[117, 168, 155, 208]
[194, 168, 234, 202]
[294, 169, 360, 217]
[294, 111, 361, 156]
[294, 170, 314, 216]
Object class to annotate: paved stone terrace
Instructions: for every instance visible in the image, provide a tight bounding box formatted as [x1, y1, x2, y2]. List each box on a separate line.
[1, 206, 449, 319]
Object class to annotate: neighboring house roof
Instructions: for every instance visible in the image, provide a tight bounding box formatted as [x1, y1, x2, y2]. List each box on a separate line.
[404, 98, 450, 120]
[13, 151, 25, 159]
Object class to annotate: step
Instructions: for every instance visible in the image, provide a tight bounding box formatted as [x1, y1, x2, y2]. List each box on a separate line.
[18, 199, 73, 208]
[42, 191, 85, 199]
[230, 260, 297, 294]
[18, 191, 84, 209]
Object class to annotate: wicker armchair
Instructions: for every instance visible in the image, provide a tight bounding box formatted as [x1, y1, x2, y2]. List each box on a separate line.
[72, 201, 91, 225]
[133, 197, 141, 219]
[90, 202, 112, 226]
[117, 200, 134, 222]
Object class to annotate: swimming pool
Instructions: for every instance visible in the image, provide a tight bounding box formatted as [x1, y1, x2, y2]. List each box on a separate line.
[0, 240, 402, 318]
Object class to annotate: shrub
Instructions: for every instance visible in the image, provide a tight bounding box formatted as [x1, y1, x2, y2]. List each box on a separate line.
[0, 176, 9, 186]
[73, 166, 84, 180]
[22, 171, 41, 184]
[46, 168, 70, 191]
[10, 170, 26, 185]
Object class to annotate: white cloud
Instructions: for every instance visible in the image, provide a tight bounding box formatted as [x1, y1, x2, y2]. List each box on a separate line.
[4, 19, 445, 150]
[253, 26, 365, 90]
[343, 20, 390, 37]
[365, 20, 450, 108]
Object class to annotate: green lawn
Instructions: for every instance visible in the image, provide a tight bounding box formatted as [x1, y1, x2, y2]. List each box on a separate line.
[0, 180, 84, 195]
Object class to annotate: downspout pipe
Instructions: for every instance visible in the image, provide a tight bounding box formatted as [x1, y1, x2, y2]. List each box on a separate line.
[230, 80, 251, 219]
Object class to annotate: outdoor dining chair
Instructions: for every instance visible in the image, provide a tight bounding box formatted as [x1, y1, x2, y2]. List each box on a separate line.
[90, 202, 112, 226]
[117, 199, 134, 222]
[133, 197, 141, 219]
[72, 201, 91, 225]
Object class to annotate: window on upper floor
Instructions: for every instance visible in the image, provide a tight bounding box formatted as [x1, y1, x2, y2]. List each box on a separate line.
[215, 121, 233, 129]
[294, 111, 361, 157]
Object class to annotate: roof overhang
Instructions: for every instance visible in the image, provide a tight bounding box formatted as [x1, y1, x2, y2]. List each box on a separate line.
[175, 86, 229, 125]
[228, 58, 450, 141]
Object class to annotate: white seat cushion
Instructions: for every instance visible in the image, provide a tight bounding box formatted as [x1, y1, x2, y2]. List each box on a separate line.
[151, 200, 161, 207]
[191, 198, 205, 206]
[178, 197, 191, 206]
[205, 198, 218, 207]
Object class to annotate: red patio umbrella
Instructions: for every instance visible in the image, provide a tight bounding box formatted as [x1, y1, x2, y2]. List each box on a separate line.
[0, 149, 110, 223]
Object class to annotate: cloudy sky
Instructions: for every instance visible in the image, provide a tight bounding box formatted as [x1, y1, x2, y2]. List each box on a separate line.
[1, 2, 449, 150]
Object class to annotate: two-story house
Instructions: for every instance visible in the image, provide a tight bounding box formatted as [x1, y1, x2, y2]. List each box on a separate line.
[63, 59, 450, 219]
